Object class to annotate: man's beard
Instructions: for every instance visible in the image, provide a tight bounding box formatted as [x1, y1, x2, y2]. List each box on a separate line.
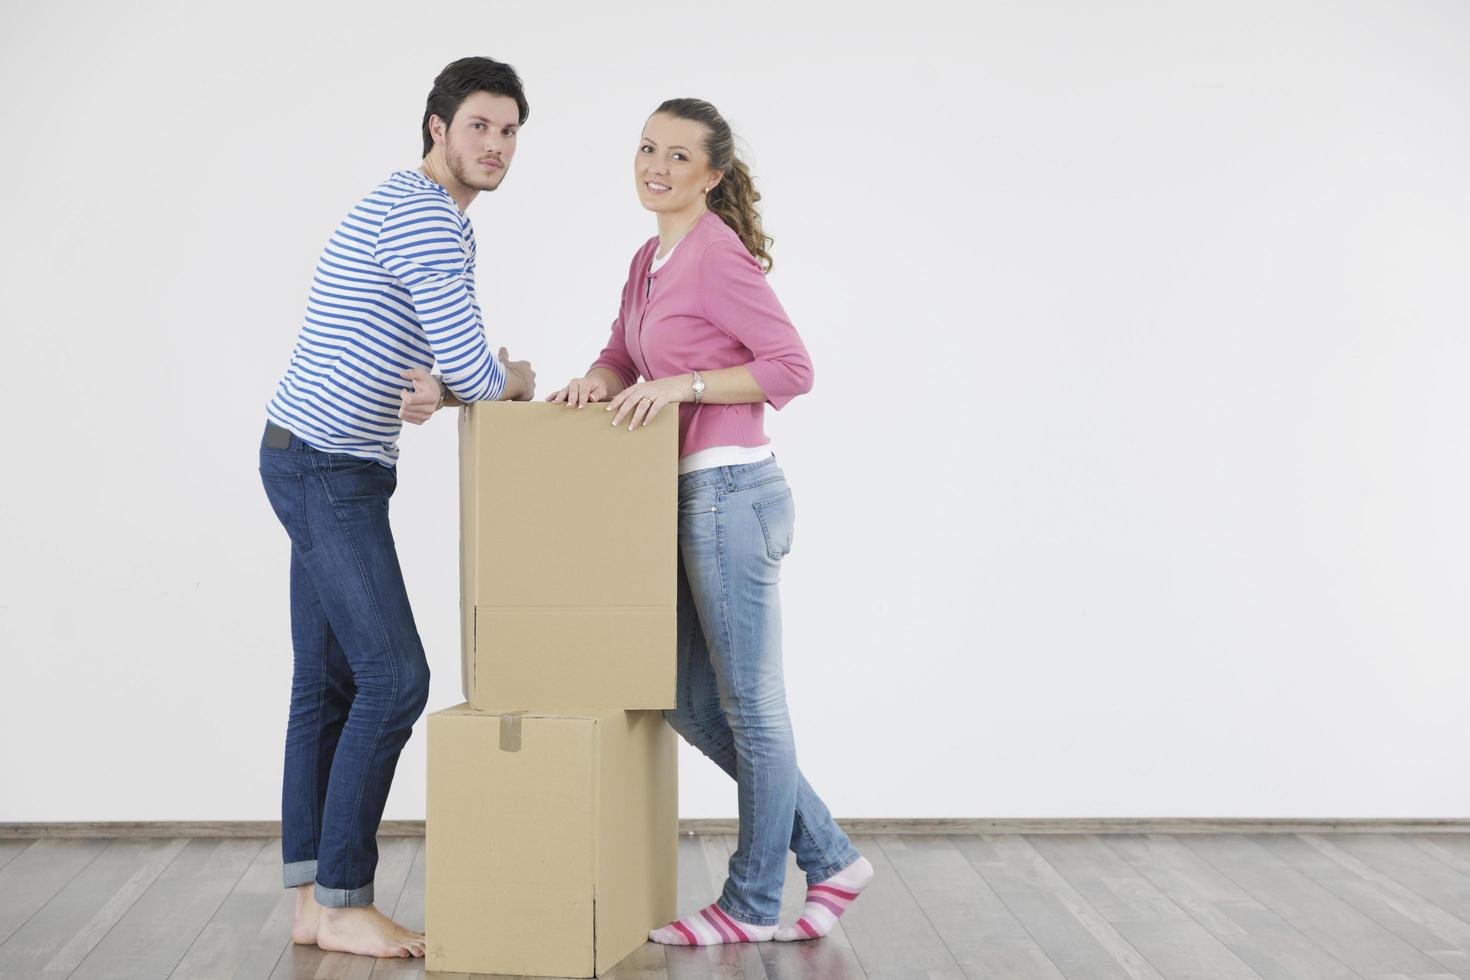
[448, 146, 505, 192]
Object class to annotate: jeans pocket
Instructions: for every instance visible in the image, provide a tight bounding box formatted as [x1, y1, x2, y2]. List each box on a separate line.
[322, 451, 380, 473]
[260, 471, 313, 553]
[752, 489, 794, 560]
[679, 497, 715, 518]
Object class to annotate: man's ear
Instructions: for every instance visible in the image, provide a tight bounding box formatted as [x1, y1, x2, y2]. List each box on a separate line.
[429, 113, 448, 147]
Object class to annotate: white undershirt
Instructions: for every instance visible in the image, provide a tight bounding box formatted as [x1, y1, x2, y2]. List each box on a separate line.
[679, 443, 774, 475]
[651, 239, 776, 475]
[649, 239, 678, 272]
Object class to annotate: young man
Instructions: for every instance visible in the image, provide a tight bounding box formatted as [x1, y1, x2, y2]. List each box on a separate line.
[258, 57, 535, 959]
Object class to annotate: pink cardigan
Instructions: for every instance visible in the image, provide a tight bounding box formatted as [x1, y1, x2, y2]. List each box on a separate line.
[589, 211, 814, 457]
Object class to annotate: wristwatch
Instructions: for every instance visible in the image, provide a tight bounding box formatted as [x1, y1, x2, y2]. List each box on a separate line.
[691, 371, 706, 404]
[433, 374, 447, 411]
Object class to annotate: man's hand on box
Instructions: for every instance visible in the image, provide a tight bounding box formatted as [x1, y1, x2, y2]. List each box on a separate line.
[498, 347, 537, 401]
[397, 367, 442, 425]
[606, 376, 687, 431]
[546, 375, 610, 410]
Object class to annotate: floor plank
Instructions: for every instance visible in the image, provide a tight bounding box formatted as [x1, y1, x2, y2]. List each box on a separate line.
[878, 833, 1062, 979]
[956, 833, 1160, 979]
[0, 838, 110, 946]
[1104, 834, 1362, 980]
[603, 939, 673, 980]
[1258, 834, 1470, 978]
[1415, 837, 1470, 879]
[169, 837, 294, 979]
[1329, 834, 1470, 922]
[69, 837, 265, 980]
[231, 891, 298, 980]
[0, 837, 188, 977]
[0, 840, 34, 874]
[1184, 833, 1448, 978]
[1028, 833, 1262, 979]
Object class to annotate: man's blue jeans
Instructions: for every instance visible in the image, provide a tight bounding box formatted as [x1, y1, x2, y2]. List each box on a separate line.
[669, 456, 860, 926]
[258, 422, 430, 908]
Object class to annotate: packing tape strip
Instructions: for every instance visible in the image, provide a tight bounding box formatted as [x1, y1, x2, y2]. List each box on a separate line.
[499, 711, 524, 752]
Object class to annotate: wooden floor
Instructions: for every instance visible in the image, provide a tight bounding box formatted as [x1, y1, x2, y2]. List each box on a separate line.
[6, 833, 1470, 979]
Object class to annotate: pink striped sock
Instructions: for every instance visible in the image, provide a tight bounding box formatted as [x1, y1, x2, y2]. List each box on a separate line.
[648, 901, 776, 946]
[774, 855, 874, 942]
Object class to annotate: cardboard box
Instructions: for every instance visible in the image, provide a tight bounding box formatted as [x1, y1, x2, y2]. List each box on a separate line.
[425, 703, 678, 977]
[459, 402, 676, 710]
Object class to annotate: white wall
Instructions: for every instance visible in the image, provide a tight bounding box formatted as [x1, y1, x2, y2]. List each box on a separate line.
[2, 0, 1468, 822]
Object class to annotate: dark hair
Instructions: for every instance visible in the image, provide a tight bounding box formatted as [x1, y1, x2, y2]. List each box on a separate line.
[654, 98, 773, 274]
[421, 57, 529, 157]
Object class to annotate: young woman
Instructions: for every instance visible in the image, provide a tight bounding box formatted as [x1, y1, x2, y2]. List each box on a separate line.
[547, 99, 874, 945]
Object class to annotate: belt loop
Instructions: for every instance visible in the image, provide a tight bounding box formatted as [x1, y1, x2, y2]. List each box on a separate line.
[722, 465, 735, 491]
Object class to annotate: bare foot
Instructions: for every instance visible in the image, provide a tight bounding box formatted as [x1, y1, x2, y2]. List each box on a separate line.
[317, 905, 426, 958]
[291, 884, 320, 945]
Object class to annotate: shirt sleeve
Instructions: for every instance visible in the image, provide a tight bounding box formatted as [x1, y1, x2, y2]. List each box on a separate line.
[587, 253, 644, 389]
[697, 240, 814, 410]
[373, 195, 506, 402]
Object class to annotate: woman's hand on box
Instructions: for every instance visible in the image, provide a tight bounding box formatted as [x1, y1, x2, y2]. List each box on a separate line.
[606, 376, 688, 431]
[546, 375, 610, 410]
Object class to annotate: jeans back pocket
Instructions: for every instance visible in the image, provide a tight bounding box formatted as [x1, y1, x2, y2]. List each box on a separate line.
[752, 490, 795, 560]
[260, 471, 313, 553]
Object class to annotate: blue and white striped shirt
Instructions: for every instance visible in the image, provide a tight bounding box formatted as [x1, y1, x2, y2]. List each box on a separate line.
[266, 169, 505, 466]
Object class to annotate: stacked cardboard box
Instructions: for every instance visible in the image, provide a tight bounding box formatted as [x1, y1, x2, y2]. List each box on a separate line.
[426, 402, 679, 978]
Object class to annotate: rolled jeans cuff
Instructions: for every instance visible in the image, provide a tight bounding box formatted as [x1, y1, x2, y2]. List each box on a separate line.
[314, 880, 375, 908]
[716, 895, 779, 927]
[283, 859, 317, 889]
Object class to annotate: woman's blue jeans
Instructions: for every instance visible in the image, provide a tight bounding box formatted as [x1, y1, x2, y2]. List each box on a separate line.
[258, 423, 430, 908]
[669, 456, 860, 926]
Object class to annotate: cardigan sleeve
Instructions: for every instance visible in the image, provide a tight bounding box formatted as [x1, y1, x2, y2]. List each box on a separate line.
[587, 250, 644, 389]
[697, 239, 814, 410]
